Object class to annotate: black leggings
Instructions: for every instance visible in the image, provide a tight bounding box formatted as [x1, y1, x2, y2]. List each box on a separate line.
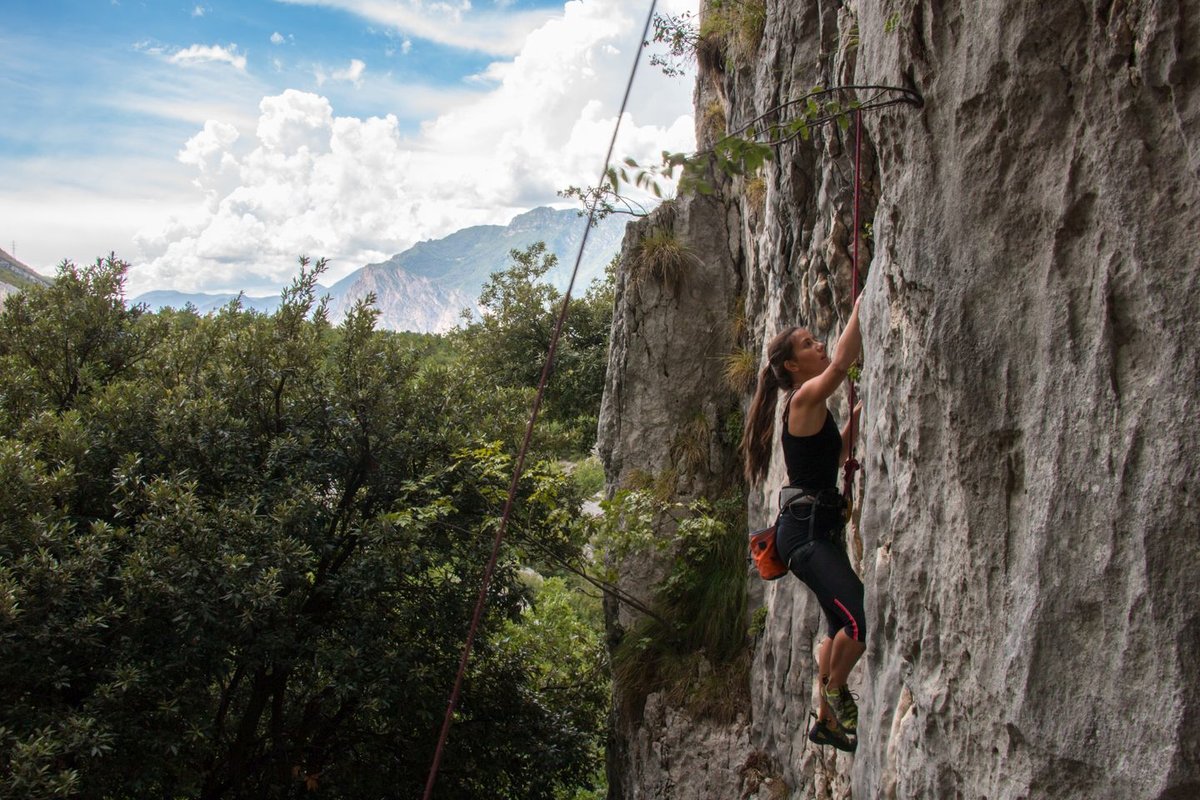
[775, 507, 867, 643]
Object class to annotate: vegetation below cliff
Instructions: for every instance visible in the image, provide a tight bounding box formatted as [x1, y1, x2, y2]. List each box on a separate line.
[0, 250, 614, 800]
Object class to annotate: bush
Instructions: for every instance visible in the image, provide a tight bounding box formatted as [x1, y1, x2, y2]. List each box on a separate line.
[701, 0, 767, 70]
[596, 491, 750, 723]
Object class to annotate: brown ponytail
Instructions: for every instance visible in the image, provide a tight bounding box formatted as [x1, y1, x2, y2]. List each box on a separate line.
[741, 327, 800, 484]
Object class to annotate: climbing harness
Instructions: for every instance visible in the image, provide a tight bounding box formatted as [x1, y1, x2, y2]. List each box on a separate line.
[420, 2, 659, 798]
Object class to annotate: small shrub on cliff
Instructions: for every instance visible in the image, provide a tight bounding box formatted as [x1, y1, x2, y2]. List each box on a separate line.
[599, 492, 750, 723]
[701, 0, 767, 70]
[671, 411, 713, 477]
[744, 173, 767, 216]
[630, 228, 702, 293]
[702, 99, 727, 142]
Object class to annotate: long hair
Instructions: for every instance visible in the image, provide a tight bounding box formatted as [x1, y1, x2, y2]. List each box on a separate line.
[741, 326, 800, 485]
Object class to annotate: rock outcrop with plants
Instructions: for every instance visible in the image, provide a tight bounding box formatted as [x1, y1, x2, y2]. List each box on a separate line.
[598, 1, 1199, 798]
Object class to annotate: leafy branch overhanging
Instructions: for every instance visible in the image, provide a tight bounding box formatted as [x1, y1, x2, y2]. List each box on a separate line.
[565, 84, 922, 221]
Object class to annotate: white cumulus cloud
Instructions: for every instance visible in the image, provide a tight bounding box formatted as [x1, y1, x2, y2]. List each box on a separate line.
[178, 120, 241, 174]
[130, 0, 697, 295]
[315, 58, 366, 87]
[270, 31, 286, 45]
[168, 43, 248, 71]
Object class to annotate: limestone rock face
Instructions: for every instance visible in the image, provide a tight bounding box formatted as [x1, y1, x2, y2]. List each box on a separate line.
[601, 1, 1200, 798]
[854, 2, 1200, 798]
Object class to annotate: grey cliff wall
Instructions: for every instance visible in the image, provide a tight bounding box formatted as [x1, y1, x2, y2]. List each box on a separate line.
[597, 189, 753, 799]
[599, 1, 1199, 799]
[854, 1, 1199, 798]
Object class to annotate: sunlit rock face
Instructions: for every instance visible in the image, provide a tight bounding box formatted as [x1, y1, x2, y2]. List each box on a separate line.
[601, 1, 1199, 798]
[853, 2, 1199, 798]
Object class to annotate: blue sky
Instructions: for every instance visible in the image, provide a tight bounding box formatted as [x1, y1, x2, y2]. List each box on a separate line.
[1, 0, 696, 294]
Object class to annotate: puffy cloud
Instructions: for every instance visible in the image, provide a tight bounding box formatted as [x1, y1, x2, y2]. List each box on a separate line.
[131, 0, 697, 295]
[270, 31, 286, 45]
[192, 5, 207, 17]
[178, 120, 240, 174]
[335, 58, 366, 83]
[168, 43, 248, 71]
[315, 58, 366, 87]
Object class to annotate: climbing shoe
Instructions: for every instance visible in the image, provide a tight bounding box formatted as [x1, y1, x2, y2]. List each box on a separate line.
[823, 684, 858, 735]
[807, 714, 856, 753]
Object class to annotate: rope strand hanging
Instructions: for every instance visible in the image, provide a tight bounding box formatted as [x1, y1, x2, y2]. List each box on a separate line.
[420, 2, 659, 797]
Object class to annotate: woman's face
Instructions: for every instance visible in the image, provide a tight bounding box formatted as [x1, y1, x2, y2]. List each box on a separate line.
[785, 328, 829, 379]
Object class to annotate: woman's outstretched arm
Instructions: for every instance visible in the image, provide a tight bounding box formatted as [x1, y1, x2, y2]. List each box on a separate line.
[796, 296, 862, 407]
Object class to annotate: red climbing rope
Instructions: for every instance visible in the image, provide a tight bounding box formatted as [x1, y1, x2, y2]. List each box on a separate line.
[420, 2, 658, 798]
[841, 109, 863, 500]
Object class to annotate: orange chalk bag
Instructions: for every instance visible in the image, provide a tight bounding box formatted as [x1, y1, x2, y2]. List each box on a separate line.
[749, 524, 789, 580]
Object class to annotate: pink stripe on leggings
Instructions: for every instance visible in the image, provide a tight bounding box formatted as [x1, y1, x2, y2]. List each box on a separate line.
[833, 598, 861, 641]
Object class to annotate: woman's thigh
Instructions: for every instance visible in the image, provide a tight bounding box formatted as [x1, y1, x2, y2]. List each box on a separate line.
[794, 540, 866, 641]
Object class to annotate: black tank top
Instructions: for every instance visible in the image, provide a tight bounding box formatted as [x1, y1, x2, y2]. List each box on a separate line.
[781, 396, 841, 490]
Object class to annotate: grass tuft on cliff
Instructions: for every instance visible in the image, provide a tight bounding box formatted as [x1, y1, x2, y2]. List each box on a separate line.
[630, 228, 702, 293]
[701, 0, 767, 70]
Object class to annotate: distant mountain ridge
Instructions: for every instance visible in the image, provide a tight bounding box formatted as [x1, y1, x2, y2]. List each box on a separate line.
[133, 291, 287, 316]
[324, 206, 626, 331]
[135, 207, 628, 332]
[0, 247, 51, 300]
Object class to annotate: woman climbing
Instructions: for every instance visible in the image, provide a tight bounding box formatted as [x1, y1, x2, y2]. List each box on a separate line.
[742, 296, 865, 753]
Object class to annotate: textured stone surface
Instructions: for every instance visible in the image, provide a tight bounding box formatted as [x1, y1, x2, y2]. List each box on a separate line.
[603, 1, 1200, 798]
[854, 2, 1200, 798]
[597, 188, 752, 799]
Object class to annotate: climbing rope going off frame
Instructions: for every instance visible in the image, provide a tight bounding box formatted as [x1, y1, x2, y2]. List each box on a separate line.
[419, 2, 659, 797]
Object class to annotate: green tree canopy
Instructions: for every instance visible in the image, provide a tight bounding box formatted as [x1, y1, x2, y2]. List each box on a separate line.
[453, 243, 615, 456]
[0, 256, 605, 799]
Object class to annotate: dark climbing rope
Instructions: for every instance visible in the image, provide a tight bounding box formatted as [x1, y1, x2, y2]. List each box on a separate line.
[420, 2, 659, 797]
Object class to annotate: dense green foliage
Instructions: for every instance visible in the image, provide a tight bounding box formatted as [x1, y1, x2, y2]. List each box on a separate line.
[0, 254, 610, 799]
[453, 243, 614, 456]
[595, 489, 749, 724]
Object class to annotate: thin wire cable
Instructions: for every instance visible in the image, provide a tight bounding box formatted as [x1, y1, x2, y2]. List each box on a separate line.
[420, 2, 658, 796]
[435, 517, 671, 625]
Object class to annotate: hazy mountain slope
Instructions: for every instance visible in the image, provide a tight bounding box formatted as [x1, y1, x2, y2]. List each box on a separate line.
[134, 291, 284, 315]
[135, 206, 630, 332]
[324, 206, 627, 332]
[0, 248, 51, 301]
